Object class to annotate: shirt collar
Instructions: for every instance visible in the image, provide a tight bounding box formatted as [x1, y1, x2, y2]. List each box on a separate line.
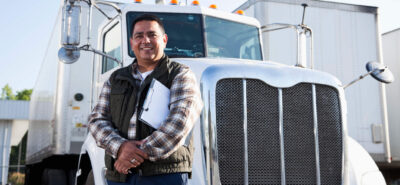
[129, 55, 166, 80]
[130, 60, 142, 80]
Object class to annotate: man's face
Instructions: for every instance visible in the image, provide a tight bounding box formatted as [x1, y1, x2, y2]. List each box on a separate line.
[130, 20, 168, 64]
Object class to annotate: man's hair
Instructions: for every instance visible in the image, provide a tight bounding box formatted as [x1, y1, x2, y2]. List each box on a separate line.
[131, 14, 165, 34]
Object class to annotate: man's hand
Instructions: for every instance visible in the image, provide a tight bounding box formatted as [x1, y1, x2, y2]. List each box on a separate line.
[114, 140, 148, 174]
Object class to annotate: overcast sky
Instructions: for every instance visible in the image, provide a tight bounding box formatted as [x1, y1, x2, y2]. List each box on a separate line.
[0, 0, 399, 92]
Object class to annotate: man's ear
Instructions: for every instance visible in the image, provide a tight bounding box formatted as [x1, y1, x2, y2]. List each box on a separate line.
[163, 34, 168, 45]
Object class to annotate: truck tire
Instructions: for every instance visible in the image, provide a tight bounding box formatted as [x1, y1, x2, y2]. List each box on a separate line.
[85, 170, 95, 185]
[42, 168, 68, 185]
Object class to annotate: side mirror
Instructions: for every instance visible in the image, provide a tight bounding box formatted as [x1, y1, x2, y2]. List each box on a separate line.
[366, 61, 394, 84]
[344, 61, 394, 89]
[58, 47, 80, 64]
[58, 0, 122, 65]
[58, 3, 81, 64]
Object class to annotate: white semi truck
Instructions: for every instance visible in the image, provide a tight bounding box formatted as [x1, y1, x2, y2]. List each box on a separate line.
[26, 0, 390, 185]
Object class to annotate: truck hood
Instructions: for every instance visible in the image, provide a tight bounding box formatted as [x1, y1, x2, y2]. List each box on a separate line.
[172, 57, 343, 89]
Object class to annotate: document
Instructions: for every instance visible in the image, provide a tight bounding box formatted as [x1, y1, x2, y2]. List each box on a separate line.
[139, 79, 170, 129]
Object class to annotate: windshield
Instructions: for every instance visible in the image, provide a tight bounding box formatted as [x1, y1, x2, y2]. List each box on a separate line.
[126, 12, 262, 60]
[127, 12, 204, 58]
[204, 16, 262, 60]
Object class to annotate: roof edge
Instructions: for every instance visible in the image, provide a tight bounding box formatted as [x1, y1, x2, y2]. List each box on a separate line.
[235, 0, 377, 14]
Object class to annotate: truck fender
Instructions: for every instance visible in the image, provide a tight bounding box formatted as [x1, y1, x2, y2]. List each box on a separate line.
[347, 136, 386, 185]
[81, 134, 107, 185]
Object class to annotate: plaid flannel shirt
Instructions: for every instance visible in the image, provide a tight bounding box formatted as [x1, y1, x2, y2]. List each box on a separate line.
[88, 62, 203, 161]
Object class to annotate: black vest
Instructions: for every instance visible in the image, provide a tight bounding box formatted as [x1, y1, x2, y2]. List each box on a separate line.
[104, 56, 194, 182]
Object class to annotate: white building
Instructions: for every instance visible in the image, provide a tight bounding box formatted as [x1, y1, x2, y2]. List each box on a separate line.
[0, 100, 29, 185]
[382, 28, 400, 165]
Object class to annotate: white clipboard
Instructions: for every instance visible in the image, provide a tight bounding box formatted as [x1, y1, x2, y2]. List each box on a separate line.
[139, 79, 170, 129]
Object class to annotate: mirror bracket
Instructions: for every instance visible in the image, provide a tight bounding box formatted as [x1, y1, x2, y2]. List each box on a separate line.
[59, 45, 122, 65]
[79, 45, 122, 65]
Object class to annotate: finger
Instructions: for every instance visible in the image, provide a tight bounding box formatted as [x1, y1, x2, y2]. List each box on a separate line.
[119, 167, 131, 174]
[114, 161, 122, 170]
[115, 165, 124, 174]
[123, 169, 129, 175]
[134, 148, 149, 159]
[122, 160, 136, 168]
[117, 168, 126, 174]
[115, 162, 125, 173]
[130, 154, 144, 163]
[130, 159, 142, 167]
[115, 159, 135, 174]
[129, 157, 139, 165]
[118, 168, 126, 174]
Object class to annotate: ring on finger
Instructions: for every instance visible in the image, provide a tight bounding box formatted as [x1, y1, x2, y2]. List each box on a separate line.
[130, 158, 136, 164]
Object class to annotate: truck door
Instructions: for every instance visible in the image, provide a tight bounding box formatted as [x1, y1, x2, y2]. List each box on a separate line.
[96, 20, 122, 98]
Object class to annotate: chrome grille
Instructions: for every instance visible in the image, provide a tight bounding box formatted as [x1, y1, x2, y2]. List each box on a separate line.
[214, 79, 342, 185]
[216, 79, 244, 184]
[282, 83, 316, 184]
[246, 79, 281, 184]
[317, 86, 342, 184]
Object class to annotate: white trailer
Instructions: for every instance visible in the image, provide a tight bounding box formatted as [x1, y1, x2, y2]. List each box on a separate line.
[27, 0, 389, 185]
[236, 0, 391, 166]
[382, 28, 400, 182]
[26, 2, 98, 184]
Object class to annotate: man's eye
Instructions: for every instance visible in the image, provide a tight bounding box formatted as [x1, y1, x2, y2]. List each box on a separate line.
[135, 35, 143, 39]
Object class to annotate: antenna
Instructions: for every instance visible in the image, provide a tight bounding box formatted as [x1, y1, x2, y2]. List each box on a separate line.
[301, 3, 308, 26]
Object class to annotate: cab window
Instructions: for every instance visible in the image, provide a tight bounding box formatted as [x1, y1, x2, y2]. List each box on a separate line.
[102, 23, 121, 74]
[204, 16, 262, 60]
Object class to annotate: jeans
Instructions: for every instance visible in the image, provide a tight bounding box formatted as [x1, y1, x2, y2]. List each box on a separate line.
[106, 173, 188, 185]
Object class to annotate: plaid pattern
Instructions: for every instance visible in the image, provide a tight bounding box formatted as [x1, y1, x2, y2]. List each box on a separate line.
[89, 62, 203, 161]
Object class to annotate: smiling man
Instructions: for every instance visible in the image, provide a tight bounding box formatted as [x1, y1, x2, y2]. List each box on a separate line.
[89, 14, 203, 185]
[130, 16, 168, 72]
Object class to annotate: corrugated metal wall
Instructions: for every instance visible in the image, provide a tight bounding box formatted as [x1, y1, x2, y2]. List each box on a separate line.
[0, 100, 30, 184]
[0, 100, 29, 120]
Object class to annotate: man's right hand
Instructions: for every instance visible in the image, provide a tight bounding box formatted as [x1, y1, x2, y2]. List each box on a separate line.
[114, 140, 148, 174]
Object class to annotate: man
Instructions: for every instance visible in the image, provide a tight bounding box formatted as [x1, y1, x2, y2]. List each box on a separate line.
[89, 14, 203, 185]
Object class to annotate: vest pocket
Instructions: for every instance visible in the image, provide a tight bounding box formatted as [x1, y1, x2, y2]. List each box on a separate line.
[110, 88, 127, 128]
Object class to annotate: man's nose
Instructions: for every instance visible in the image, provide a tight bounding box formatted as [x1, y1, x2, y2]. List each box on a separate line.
[143, 35, 151, 43]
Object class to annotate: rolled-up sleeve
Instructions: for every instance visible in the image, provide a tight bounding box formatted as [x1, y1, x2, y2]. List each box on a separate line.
[140, 66, 203, 161]
[88, 80, 127, 159]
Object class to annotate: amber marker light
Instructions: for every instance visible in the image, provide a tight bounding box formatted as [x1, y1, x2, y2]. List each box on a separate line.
[209, 4, 217, 9]
[170, 0, 178, 5]
[134, 0, 142, 3]
[236, 10, 244, 15]
[192, 0, 200, 6]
